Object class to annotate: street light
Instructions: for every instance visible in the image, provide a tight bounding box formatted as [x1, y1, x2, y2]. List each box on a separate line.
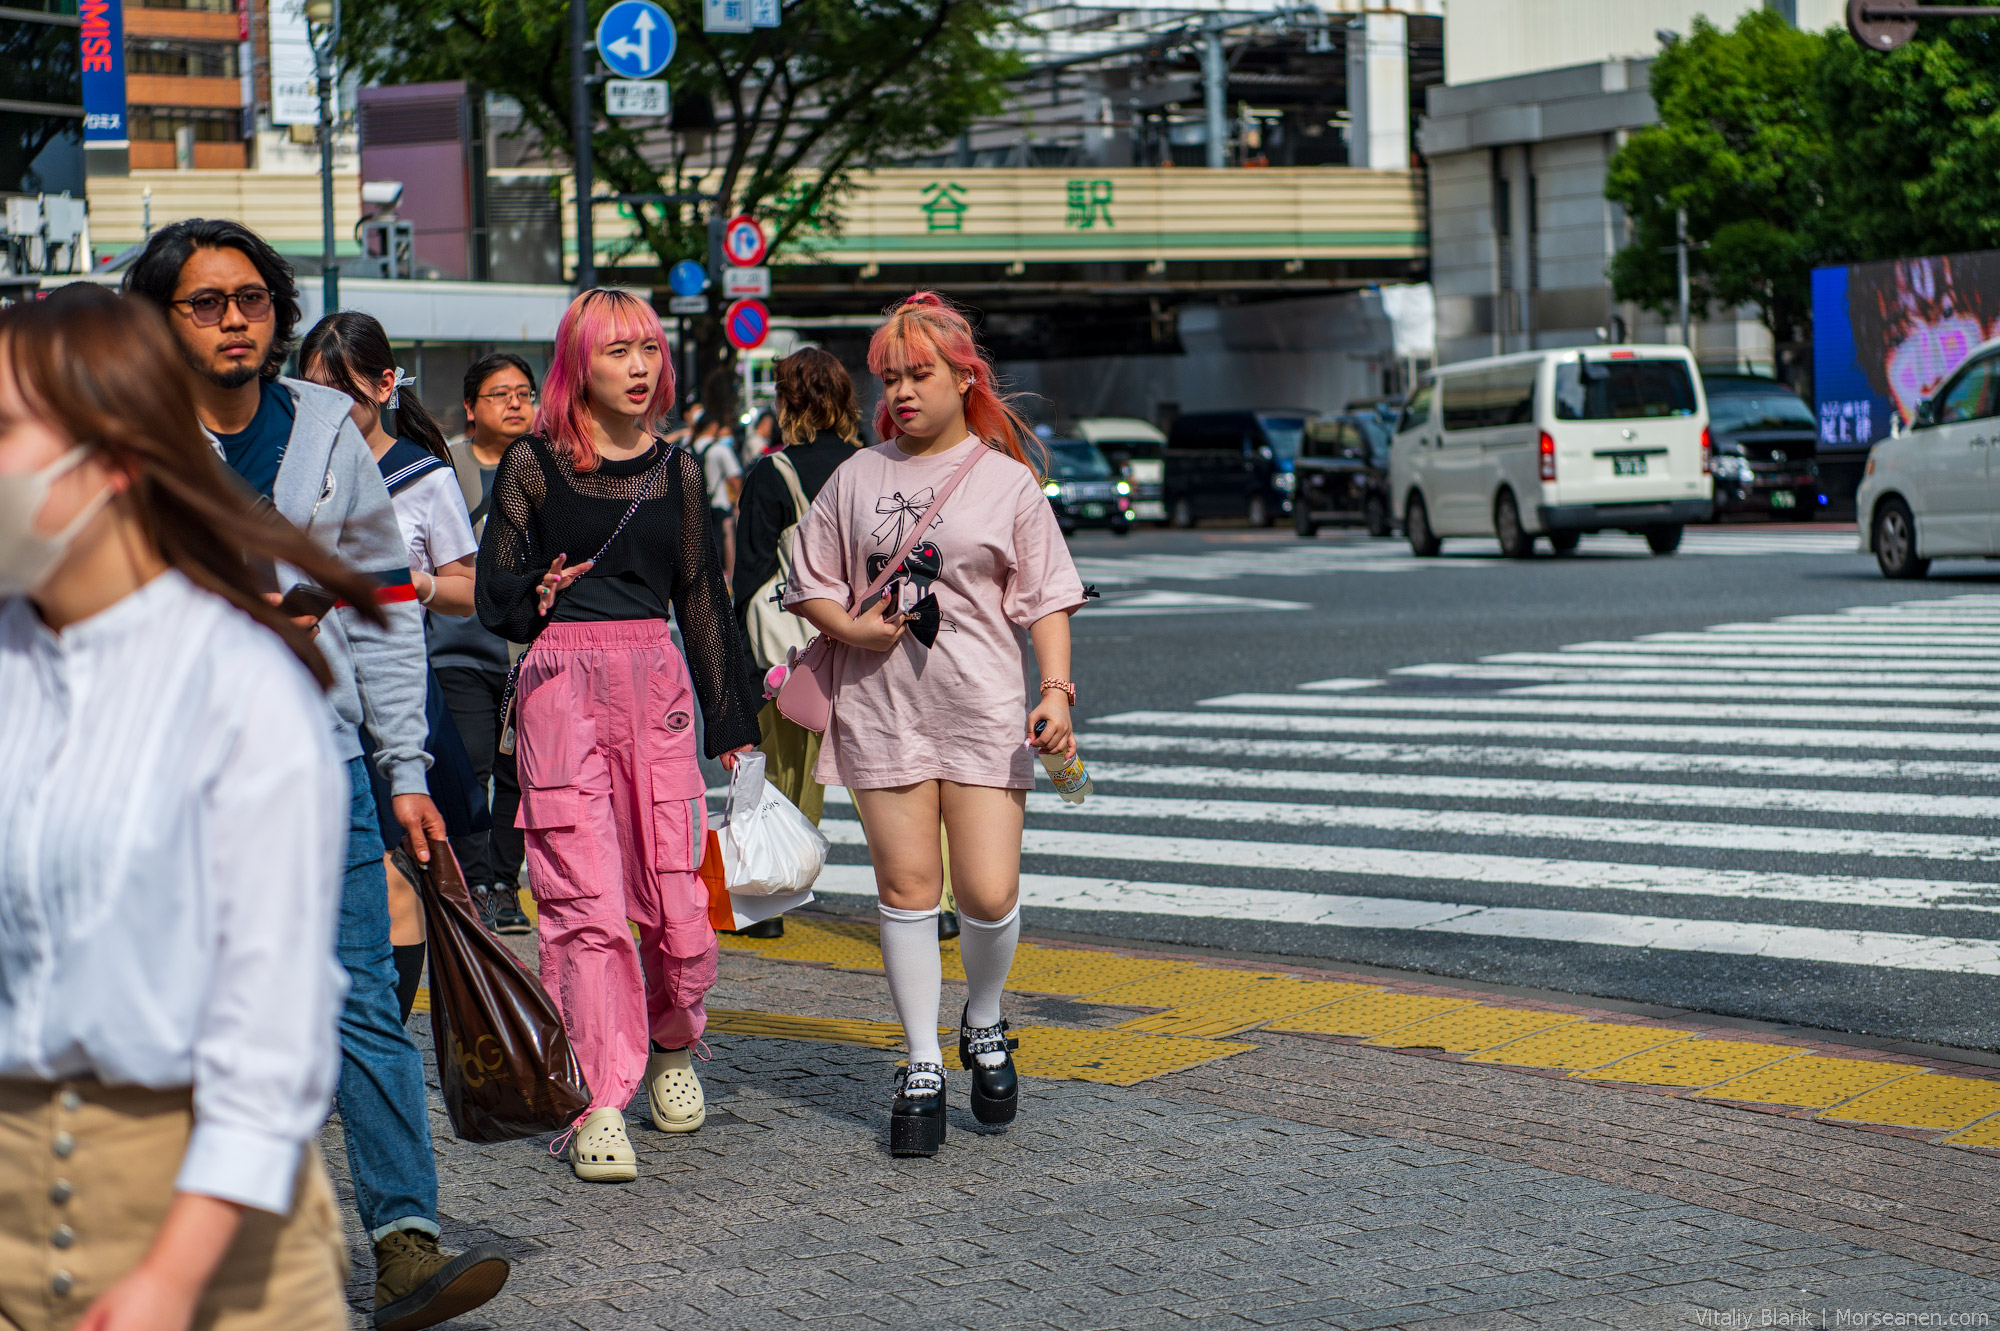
[305, 0, 340, 313]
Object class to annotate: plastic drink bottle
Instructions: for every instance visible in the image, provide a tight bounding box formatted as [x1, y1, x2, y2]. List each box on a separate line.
[1032, 721, 1093, 804]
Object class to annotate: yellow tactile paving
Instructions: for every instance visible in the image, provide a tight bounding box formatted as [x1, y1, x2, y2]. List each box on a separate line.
[1696, 1056, 1920, 1109]
[1084, 967, 1294, 1009]
[1011, 1026, 1257, 1086]
[719, 918, 886, 970]
[1466, 1022, 1691, 1071]
[1578, 1039, 1806, 1088]
[1117, 980, 1381, 1038]
[1817, 1073, 2000, 1131]
[1365, 1005, 1581, 1053]
[1000, 951, 1192, 997]
[1940, 1115, 2000, 1149]
[1266, 991, 1477, 1037]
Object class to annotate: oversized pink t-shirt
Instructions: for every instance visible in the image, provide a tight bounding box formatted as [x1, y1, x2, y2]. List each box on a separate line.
[784, 434, 1087, 790]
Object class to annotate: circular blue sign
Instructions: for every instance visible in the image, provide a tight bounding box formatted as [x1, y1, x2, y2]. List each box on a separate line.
[668, 259, 707, 297]
[725, 298, 769, 351]
[595, 0, 674, 81]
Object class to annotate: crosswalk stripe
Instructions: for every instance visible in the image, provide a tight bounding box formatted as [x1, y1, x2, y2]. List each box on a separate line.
[1506, 683, 2000, 704]
[1482, 652, 2000, 673]
[1092, 708, 2000, 753]
[1072, 761, 2000, 820]
[808, 866, 2000, 976]
[1078, 731, 2000, 782]
[826, 788, 2000, 861]
[1702, 623, 2000, 636]
[1395, 664, 2000, 686]
[1559, 640, 2000, 658]
[817, 822, 2000, 924]
[1202, 693, 2000, 727]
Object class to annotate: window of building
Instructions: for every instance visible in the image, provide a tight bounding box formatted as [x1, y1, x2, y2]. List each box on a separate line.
[127, 38, 239, 78]
[132, 0, 237, 12]
[128, 105, 239, 141]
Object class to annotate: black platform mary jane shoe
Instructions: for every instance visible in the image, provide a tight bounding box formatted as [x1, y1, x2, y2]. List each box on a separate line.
[958, 1007, 1021, 1126]
[890, 1062, 947, 1157]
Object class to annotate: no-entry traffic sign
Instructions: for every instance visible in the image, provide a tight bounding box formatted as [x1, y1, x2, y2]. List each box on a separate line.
[722, 214, 767, 267]
[724, 298, 769, 350]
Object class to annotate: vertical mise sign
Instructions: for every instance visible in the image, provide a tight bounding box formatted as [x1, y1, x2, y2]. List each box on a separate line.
[79, 0, 128, 144]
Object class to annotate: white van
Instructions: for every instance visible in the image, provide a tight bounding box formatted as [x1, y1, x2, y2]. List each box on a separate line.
[1074, 417, 1168, 523]
[1389, 345, 1713, 557]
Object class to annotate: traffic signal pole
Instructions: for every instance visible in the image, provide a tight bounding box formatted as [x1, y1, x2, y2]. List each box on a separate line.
[571, 0, 595, 290]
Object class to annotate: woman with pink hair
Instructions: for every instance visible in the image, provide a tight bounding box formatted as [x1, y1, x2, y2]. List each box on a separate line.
[786, 292, 1087, 1157]
[476, 288, 760, 1182]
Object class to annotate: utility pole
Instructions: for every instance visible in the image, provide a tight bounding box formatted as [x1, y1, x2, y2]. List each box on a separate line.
[570, 0, 595, 290]
[307, 0, 339, 312]
[1676, 206, 1690, 349]
[1201, 19, 1226, 169]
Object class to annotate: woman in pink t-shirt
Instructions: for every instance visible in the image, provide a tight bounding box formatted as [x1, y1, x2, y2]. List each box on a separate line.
[786, 293, 1086, 1157]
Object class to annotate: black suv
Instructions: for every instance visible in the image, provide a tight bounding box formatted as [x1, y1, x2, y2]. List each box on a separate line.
[1701, 373, 1823, 521]
[1292, 413, 1393, 537]
[1162, 410, 1308, 527]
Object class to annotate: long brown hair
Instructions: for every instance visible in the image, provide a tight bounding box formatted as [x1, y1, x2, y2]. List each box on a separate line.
[774, 346, 861, 449]
[0, 284, 382, 687]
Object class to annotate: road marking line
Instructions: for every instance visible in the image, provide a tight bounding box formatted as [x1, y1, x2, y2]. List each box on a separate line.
[1078, 731, 2000, 781]
[1557, 641, 2000, 658]
[1077, 760, 2000, 820]
[1093, 707, 2000, 753]
[816, 823, 2000, 913]
[1484, 653, 2000, 672]
[1396, 664, 2000, 686]
[1201, 693, 2000, 728]
[809, 864, 2000, 973]
[1506, 683, 2000, 704]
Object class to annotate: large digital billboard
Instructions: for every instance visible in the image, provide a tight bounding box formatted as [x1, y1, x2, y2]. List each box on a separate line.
[1813, 248, 2000, 454]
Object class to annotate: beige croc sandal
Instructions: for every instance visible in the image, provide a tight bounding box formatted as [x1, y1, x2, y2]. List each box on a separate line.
[568, 1107, 636, 1183]
[645, 1047, 706, 1133]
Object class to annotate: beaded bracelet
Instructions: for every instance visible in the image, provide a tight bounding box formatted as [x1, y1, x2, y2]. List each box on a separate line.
[1040, 678, 1076, 705]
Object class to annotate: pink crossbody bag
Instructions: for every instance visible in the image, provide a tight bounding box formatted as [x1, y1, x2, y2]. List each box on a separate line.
[774, 443, 985, 733]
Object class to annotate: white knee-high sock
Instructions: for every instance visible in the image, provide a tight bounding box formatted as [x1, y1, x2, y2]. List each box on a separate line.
[877, 904, 943, 1067]
[958, 904, 1020, 1065]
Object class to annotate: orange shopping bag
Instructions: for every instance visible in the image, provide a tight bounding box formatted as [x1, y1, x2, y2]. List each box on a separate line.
[701, 827, 735, 932]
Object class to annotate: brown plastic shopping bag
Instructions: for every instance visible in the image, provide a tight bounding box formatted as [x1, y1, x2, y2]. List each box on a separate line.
[407, 839, 591, 1142]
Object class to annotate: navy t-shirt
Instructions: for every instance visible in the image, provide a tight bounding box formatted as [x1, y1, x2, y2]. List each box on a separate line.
[214, 381, 297, 499]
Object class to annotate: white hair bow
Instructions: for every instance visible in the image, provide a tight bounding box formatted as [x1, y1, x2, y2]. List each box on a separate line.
[388, 366, 415, 410]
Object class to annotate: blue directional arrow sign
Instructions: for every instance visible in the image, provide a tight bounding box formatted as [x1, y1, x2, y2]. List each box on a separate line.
[596, 0, 674, 81]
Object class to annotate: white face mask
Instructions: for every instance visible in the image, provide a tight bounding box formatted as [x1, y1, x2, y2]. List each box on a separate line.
[0, 447, 113, 598]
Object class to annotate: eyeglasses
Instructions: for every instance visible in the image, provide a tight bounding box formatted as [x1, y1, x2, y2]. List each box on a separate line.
[475, 388, 536, 406]
[169, 288, 274, 326]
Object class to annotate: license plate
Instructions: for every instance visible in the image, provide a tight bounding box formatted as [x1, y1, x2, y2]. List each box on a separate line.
[1612, 455, 1648, 476]
[1079, 503, 1106, 518]
[1771, 490, 1795, 508]
[1134, 501, 1166, 520]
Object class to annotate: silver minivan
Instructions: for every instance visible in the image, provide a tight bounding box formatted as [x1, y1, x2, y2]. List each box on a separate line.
[1390, 346, 1713, 557]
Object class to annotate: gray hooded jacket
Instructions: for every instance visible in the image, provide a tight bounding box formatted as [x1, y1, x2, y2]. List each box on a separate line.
[219, 377, 431, 796]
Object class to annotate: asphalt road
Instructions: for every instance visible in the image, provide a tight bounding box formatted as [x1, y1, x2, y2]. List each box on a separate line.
[803, 520, 2000, 1055]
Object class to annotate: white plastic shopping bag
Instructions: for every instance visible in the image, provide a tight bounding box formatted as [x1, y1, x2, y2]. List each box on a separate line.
[716, 752, 828, 897]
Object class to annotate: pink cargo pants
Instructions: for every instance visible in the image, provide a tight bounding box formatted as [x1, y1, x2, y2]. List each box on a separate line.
[514, 619, 718, 1114]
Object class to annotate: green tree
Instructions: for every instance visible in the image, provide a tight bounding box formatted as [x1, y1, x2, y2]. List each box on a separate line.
[1603, 10, 1834, 355]
[1820, 18, 2000, 261]
[336, 0, 1017, 409]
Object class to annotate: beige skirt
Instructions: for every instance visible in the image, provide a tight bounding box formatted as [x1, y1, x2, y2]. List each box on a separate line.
[0, 1080, 348, 1331]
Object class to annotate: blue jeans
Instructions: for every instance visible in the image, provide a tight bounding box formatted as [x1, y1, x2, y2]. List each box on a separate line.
[337, 756, 441, 1241]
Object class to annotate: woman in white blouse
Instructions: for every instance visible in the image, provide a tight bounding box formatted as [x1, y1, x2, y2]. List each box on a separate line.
[0, 285, 366, 1329]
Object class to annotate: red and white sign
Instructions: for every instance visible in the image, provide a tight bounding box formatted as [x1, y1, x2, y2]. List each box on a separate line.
[721, 266, 770, 298]
[724, 298, 769, 351]
[722, 214, 768, 266]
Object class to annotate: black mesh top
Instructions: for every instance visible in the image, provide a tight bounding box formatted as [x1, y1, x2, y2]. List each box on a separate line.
[476, 432, 763, 758]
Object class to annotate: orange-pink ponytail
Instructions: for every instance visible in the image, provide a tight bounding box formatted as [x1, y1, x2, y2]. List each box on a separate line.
[866, 291, 1046, 476]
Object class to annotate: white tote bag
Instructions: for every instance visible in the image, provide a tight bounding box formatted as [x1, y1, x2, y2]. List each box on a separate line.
[717, 752, 828, 897]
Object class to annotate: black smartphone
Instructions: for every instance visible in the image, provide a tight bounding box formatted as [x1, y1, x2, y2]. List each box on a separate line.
[278, 583, 338, 620]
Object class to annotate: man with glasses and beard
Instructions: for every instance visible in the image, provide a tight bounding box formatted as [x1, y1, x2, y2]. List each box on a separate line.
[125, 219, 511, 1331]
[433, 353, 540, 935]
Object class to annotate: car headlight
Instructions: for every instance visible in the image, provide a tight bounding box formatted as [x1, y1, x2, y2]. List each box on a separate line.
[1115, 480, 1131, 495]
[1274, 471, 1296, 492]
[1042, 480, 1062, 497]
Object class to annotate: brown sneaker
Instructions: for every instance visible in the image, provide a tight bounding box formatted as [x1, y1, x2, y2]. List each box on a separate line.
[372, 1230, 509, 1331]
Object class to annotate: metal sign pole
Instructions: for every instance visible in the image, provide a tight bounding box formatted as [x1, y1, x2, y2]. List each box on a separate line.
[571, 0, 595, 290]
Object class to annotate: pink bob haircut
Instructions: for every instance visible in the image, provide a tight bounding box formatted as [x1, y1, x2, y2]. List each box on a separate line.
[534, 287, 675, 470]
[867, 291, 1045, 476]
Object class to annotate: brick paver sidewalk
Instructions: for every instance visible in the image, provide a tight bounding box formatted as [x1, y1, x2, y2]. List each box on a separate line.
[325, 917, 2000, 1330]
